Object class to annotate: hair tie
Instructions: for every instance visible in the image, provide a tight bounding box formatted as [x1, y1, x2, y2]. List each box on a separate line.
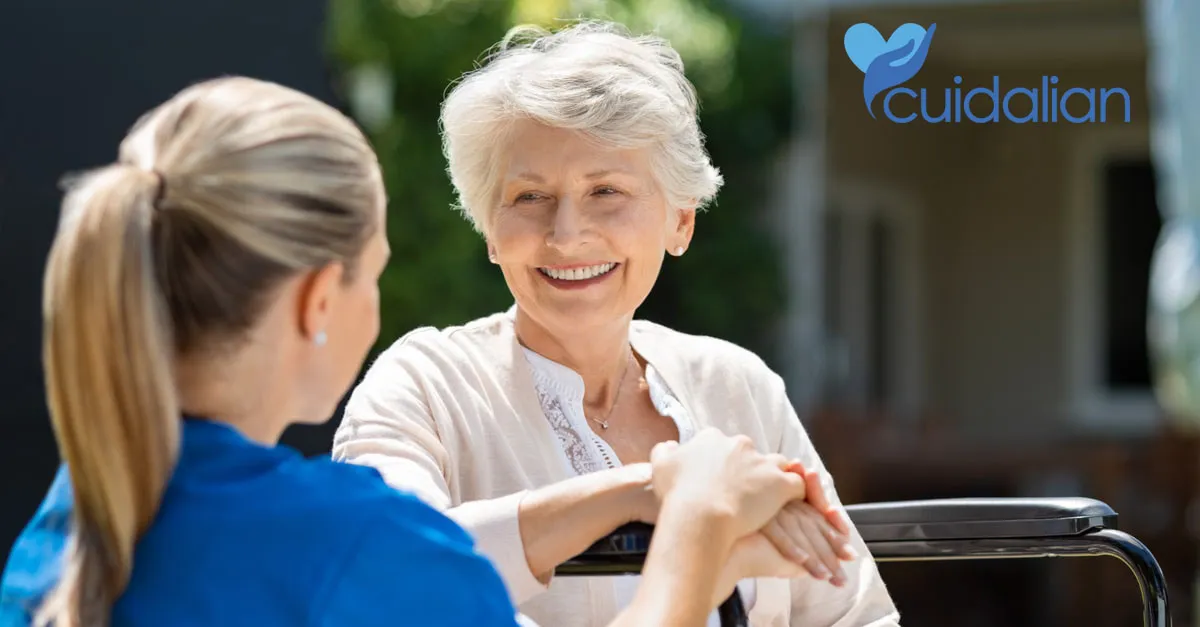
[150, 170, 167, 207]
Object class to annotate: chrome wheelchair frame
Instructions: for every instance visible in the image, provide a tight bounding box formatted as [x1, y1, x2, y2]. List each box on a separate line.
[556, 497, 1170, 627]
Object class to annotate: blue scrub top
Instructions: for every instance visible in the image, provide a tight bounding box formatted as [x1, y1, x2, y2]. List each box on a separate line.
[0, 418, 521, 626]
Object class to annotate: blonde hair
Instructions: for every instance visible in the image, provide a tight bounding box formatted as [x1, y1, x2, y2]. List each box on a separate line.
[35, 76, 381, 626]
[440, 20, 724, 233]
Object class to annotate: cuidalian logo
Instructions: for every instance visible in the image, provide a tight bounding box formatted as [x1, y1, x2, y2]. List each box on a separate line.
[843, 22, 937, 119]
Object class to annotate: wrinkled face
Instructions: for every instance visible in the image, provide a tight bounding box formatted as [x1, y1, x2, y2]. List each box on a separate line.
[488, 120, 694, 337]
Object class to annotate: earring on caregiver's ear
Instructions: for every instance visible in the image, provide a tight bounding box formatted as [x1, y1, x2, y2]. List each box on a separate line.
[674, 247, 685, 256]
[314, 330, 328, 347]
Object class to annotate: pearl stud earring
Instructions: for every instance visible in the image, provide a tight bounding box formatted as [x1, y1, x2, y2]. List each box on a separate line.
[314, 330, 328, 347]
[674, 247, 684, 256]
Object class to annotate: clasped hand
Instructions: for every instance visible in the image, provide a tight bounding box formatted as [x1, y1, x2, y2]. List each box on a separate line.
[643, 430, 856, 599]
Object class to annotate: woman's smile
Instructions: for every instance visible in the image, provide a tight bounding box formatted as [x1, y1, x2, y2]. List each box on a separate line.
[536, 262, 621, 290]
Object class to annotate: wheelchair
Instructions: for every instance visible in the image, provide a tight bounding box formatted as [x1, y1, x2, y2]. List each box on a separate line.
[557, 497, 1170, 626]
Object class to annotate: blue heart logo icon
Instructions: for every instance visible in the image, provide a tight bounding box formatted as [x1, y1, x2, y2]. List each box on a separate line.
[843, 22, 937, 118]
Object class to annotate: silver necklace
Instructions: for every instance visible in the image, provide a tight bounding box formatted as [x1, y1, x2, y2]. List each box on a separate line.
[586, 352, 634, 431]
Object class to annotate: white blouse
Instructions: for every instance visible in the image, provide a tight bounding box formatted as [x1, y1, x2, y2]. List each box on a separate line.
[520, 346, 757, 627]
[333, 311, 901, 626]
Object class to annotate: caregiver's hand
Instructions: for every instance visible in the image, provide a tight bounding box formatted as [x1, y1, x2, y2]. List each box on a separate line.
[628, 459, 843, 526]
[649, 428, 808, 538]
[614, 430, 813, 627]
[635, 439, 855, 586]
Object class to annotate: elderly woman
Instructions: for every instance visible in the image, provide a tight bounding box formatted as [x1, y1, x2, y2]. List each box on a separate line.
[332, 21, 899, 627]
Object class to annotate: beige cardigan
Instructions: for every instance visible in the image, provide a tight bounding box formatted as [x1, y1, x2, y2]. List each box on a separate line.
[332, 310, 900, 627]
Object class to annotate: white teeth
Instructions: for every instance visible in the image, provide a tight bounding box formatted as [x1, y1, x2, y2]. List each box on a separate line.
[540, 263, 616, 281]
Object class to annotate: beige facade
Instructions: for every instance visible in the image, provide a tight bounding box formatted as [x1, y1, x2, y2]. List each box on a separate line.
[787, 0, 1157, 435]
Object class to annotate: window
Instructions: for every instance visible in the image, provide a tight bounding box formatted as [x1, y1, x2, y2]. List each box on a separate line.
[821, 185, 922, 417]
[1101, 159, 1161, 391]
[1066, 127, 1161, 430]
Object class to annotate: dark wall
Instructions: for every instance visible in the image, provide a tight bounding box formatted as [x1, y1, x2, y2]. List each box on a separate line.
[0, 0, 342, 555]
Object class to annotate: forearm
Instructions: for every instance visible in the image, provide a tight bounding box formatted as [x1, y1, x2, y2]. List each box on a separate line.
[610, 497, 738, 627]
[517, 464, 652, 580]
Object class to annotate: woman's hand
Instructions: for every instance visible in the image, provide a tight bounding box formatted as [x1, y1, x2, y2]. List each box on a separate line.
[761, 467, 857, 586]
[711, 501, 856, 607]
[711, 532, 807, 608]
[645, 432, 856, 584]
[649, 428, 808, 539]
[620, 430, 829, 627]
[632, 441, 848, 536]
[762, 500, 855, 586]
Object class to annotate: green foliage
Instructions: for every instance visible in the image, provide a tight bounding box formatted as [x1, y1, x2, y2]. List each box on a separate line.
[326, 0, 791, 364]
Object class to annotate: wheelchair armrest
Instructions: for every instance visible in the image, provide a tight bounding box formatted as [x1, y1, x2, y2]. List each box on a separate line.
[555, 500, 1162, 627]
[844, 497, 1118, 542]
[556, 522, 654, 575]
[558, 497, 1119, 570]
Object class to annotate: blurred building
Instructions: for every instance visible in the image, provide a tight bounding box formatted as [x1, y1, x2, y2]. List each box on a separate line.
[735, 0, 1198, 624]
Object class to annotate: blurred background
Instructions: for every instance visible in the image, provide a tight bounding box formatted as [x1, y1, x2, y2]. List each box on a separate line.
[0, 0, 1193, 624]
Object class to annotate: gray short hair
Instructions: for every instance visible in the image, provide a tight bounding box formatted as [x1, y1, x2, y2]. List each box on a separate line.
[440, 21, 724, 233]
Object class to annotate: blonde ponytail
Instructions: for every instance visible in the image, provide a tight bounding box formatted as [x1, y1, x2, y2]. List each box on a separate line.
[36, 165, 180, 627]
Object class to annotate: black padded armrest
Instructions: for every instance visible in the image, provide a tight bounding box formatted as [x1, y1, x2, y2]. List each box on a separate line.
[558, 498, 1118, 570]
[557, 522, 654, 575]
[845, 497, 1117, 542]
